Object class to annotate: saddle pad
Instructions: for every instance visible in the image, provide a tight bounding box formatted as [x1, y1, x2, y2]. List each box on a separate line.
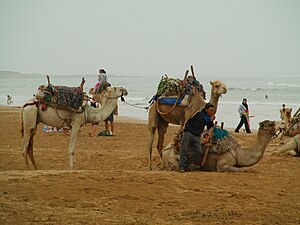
[158, 95, 189, 106]
[44, 86, 84, 110]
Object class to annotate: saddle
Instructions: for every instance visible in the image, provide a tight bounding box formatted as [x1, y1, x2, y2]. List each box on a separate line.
[36, 76, 89, 112]
[200, 127, 239, 155]
[158, 95, 190, 106]
[153, 74, 205, 107]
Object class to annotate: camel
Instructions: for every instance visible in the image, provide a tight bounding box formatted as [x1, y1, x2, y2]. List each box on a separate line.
[272, 134, 300, 157]
[280, 107, 292, 127]
[21, 86, 128, 170]
[147, 80, 227, 169]
[161, 120, 277, 172]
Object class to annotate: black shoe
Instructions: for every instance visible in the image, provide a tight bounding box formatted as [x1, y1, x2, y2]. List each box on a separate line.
[235, 130, 239, 133]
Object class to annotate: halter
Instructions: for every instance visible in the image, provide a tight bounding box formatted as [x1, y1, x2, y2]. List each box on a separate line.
[103, 88, 126, 100]
[259, 127, 279, 140]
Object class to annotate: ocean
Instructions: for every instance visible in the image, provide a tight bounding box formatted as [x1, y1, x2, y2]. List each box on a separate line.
[0, 72, 299, 129]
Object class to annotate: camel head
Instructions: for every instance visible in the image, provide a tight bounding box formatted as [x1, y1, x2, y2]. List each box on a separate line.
[89, 87, 95, 95]
[258, 120, 277, 136]
[104, 86, 128, 99]
[210, 80, 227, 97]
[281, 108, 292, 127]
[35, 85, 47, 101]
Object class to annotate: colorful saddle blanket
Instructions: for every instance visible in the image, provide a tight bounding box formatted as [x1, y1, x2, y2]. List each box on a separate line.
[42, 85, 84, 110]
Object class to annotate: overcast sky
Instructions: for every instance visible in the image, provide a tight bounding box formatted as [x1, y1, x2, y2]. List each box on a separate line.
[0, 0, 299, 77]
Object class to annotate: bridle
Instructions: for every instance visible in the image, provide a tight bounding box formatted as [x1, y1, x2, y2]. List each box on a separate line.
[259, 126, 279, 140]
[103, 88, 126, 100]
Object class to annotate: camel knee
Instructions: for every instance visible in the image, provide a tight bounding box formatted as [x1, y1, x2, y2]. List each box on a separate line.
[289, 150, 297, 156]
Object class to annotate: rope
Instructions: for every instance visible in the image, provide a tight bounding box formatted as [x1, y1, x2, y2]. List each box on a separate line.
[54, 105, 77, 127]
[122, 100, 149, 110]
[156, 95, 180, 115]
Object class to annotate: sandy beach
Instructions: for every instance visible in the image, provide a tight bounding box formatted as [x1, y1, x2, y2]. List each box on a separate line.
[0, 106, 299, 225]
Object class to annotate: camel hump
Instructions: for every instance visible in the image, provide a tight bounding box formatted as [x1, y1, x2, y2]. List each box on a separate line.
[156, 76, 206, 99]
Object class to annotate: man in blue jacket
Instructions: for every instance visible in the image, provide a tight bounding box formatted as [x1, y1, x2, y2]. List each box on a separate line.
[179, 103, 216, 172]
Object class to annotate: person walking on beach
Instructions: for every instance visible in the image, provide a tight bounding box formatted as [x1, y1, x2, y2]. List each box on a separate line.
[179, 103, 216, 173]
[235, 98, 251, 133]
[89, 97, 100, 137]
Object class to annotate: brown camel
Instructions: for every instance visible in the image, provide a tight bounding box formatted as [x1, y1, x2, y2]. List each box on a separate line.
[147, 80, 227, 170]
[161, 120, 277, 172]
[280, 107, 292, 127]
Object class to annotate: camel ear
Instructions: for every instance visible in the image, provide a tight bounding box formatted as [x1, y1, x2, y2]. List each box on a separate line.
[210, 81, 214, 85]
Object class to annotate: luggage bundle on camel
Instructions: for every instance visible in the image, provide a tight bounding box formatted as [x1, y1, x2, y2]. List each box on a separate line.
[36, 75, 89, 112]
[148, 67, 206, 110]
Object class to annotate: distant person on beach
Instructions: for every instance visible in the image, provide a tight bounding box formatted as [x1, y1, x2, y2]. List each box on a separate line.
[265, 95, 269, 99]
[179, 103, 216, 173]
[235, 98, 251, 133]
[6, 95, 13, 104]
[95, 68, 110, 93]
[89, 97, 100, 137]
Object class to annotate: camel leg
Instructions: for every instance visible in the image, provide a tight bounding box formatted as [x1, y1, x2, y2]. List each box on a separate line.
[68, 125, 80, 169]
[22, 128, 36, 170]
[21, 103, 38, 170]
[147, 103, 159, 170]
[277, 148, 296, 156]
[27, 135, 38, 170]
[217, 154, 246, 172]
[157, 119, 168, 156]
[22, 134, 31, 170]
[276, 143, 296, 156]
[217, 164, 246, 172]
[148, 127, 156, 170]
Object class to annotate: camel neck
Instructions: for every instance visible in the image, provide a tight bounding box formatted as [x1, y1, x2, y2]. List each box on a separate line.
[86, 98, 118, 123]
[237, 130, 273, 167]
[209, 93, 219, 112]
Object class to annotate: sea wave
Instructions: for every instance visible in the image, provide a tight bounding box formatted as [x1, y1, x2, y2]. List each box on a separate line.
[219, 101, 299, 107]
[267, 81, 300, 88]
[228, 87, 264, 91]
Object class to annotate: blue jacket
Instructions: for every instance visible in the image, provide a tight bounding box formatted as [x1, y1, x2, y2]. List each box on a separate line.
[184, 109, 214, 137]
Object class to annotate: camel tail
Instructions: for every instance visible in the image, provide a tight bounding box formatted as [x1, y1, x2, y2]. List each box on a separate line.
[20, 107, 24, 138]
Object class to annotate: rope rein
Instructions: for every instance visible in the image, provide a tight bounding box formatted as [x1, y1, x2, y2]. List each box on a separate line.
[122, 100, 150, 110]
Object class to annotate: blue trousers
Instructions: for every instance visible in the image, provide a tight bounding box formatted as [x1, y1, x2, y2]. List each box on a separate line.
[179, 131, 203, 170]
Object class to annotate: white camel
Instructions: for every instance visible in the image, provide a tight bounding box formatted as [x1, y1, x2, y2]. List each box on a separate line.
[21, 86, 128, 169]
[272, 134, 300, 157]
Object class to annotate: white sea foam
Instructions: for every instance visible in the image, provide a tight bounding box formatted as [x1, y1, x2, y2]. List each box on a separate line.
[0, 72, 299, 129]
